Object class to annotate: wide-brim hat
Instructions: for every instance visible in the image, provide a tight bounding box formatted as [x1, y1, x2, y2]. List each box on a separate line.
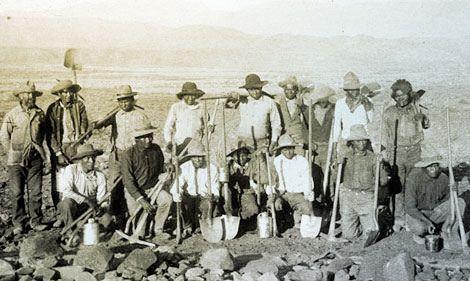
[303, 84, 335, 105]
[275, 134, 303, 151]
[239, 74, 268, 89]
[176, 82, 205, 99]
[415, 155, 447, 168]
[342, 72, 361, 90]
[346, 124, 369, 141]
[227, 141, 254, 157]
[278, 76, 299, 88]
[51, 80, 81, 95]
[71, 144, 103, 161]
[183, 140, 206, 159]
[13, 81, 43, 97]
[116, 85, 138, 100]
[132, 123, 158, 138]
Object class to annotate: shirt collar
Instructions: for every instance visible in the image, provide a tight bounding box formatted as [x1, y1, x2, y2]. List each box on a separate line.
[78, 163, 96, 177]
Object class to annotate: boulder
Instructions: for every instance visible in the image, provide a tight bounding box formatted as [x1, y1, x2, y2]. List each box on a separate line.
[73, 246, 113, 274]
[185, 267, 205, 279]
[284, 269, 323, 281]
[334, 269, 350, 281]
[18, 276, 34, 281]
[383, 253, 415, 281]
[117, 248, 158, 279]
[33, 267, 57, 280]
[76, 271, 98, 281]
[200, 248, 234, 271]
[19, 233, 63, 260]
[36, 256, 58, 268]
[0, 259, 15, 278]
[53, 265, 85, 280]
[325, 258, 354, 273]
[242, 271, 262, 281]
[259, 272, 279, 281]
[16, 267, 34, 276]
[241, 257, 279, 275]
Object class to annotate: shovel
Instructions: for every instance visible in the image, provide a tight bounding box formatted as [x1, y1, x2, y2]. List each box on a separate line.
[64, 48, 83, 140]
[300, 99, 322, 238]
[265, 152, 279, 237]
[199, 100, 223, 243]
[326, 163, 348, 243]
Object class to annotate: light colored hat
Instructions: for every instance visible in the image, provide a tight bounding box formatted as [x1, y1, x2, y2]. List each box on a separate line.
[176, 82, 205, 99]
[185, 140, 206, 158]
[361, 82, 383, 98]
[303, 84, 335, 105]
[13, 81, 43, 97]
[115, 85, 138, 100]
[227, 141, 254, 157]
[415, 155, 447, 168]
[239, 74, 268, 89]
[346, 124, 369, 141]
[342, 72, 361, 90]
[51, 80, 81, 95]
[71, 144, 103, 161]
[275, 134, 303, 151]
[278, 76, 299, 88]
[132, 122, 158, 138]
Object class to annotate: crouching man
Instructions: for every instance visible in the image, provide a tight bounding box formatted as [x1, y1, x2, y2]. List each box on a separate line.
[270, 135, 313, 229]
[405, 156, 466, 245]
[170, 140, 220, 235]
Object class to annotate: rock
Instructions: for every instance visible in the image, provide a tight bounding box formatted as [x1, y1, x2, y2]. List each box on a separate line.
[104, 270, 118, 279]
[76, 271, 98, 281]
[241, 257, 279, 275]
[259, 272, 279, 281]
[349, 264, 360, 278]
[117, 248, 157, 278]
[417, 272, 438, 281]
[325, 258, 354, 273]
[450, 271, 464, 281]
[174, 275, 185, 281]
[334, 269, 350, 281]
[148, 274, 169, 281]
[206, 269, 224, 281]
[54, 265, 85, 280]
[154, 261, 168, 274]
[383, 253, 415, 281]
[16, 267, 35, 276]
[18, 276, 34, 281]
[232, 272, 243, 281]
[185, 267, 205, 279]
[242, 271, 262, 281]
[155, 245, 175, 254]
[435, 269, 450, 281]
[0, 259, 15, 278]
[33, 267, 57, 280]
[200, 248, 234, 271]
[292, 265, 309, 272]
[73, 246, 113, 274]
[284, 269, 323, 281]
[19, 233, 63, 261]
[37, 256, 58, 268]
[168, 266, 183, 276]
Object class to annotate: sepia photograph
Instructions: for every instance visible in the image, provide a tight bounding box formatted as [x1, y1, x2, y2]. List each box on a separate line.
[0, 0, 469, 280]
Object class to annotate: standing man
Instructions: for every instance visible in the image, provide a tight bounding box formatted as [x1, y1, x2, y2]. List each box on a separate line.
[383, 79, 430, 231]
[120, 123, 173, 239]
[163, 82, 205, 154]
[46, 79, 89, 209]
[339, 125, 389, 239]
[170, 140, 220, 235]
[1, 81, 50, 234]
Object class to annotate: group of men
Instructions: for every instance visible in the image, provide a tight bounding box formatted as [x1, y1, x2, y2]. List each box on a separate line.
[1, 72, 465, 247]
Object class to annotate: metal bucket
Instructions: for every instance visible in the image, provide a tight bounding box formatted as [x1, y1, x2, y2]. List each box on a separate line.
[83, 218, 100, 245]
[257, 212, 272, 238]
[425, 234, 442, 252]
[219, 167, 229, 183]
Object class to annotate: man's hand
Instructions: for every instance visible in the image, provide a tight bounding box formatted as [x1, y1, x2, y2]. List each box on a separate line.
[84, 198, 97, 210]
[43, 162, 52, 175]
[450, 182, 458, 193]
[57, 154, 70, 167]
[164, 163, 175, 174]
[426, 220, 436, 234]
[139, 198, 156, 215]
[173, 193, 182, 203]
[269, 141, 278, 154]
[274, 198, 283, 211]
[304, 192, 315, 202]
[208, 124, 216, 134]
[165, 142, 173, 153]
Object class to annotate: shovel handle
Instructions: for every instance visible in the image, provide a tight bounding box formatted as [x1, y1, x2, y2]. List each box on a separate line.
[265, 153, 278, 236]
[328, 163, 342, 239]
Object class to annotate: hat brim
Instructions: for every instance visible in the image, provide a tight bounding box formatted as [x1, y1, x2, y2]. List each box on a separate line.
[133, 128, 158, 138]
[116, 93, 138, 100]
[176, 90, 205, 100]
[13, 91, 43, 97]
[275, 143, 303, 152]
[415, 159, 447, 168]
[227, 146, 254, 157]
[51, 84, 81, 95]
[239, 81, 269, 89]
[71, 150, 103, 161]
[346, 135, 370, 141]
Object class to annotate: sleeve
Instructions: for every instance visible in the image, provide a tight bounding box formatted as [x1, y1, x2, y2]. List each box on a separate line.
[0, 112, 12, 151]
[79, 101, 89, 135]
[274, 157, 286, 193]
[120, 149, 143, 200]
[211, 165, 220, 197]
[96, 172, 107, 203]
[405, 170, 424, 220]
[61, 166, 86, 204]
[366, 98, 375, 123]
[382, 108, 393, 149]
[170, 163, 187, 197]
[163, 104, 177, 144]
[332, 101, 342, 142]
[269, 100, 282, 141]
[45, 104, 61, 154]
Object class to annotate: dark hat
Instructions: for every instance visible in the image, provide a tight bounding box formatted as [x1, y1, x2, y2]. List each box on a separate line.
[51, 80, 81, 95]
[176, 82, 205, 99]
[346, 124, 369, 141]
[115, 85, 138, 100]
[415, 155, 447, 168]
[227, 141, 254, 157]
[132, 122, 158, 138]
[71, 144, 103, 161]
[239, 74, 268, 89]
[13, 81, 43, 97]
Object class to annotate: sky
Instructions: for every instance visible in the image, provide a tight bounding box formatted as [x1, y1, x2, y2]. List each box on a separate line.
[1, 0, 469, 38]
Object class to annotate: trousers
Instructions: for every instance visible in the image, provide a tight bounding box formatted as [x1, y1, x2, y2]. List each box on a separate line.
[340, 188, 375, 239]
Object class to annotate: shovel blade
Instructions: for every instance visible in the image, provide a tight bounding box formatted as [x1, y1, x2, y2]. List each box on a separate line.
[364, 230, 380, 248]
[64, 48, 82, 70]
[300, 215, 322, 238]
[200, 217, 223, 243]
[222, 215, 240, 240]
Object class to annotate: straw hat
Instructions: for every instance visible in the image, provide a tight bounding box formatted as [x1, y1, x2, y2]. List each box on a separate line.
[227, 141, 254, 157]
[346, 125, 369, 141]
[71, 144, 103, 161]
[415, 155, 447, 168]
[275, 134, 303, 151]
[184, 140, 206, 158]
[239, 74, 268, 89]
[303, 84, 335, 105]
[13, 81, 43, 97]
[176, 82, 205, 99]
[51, 80, 81, 95]
[115, 85, 138, 100]
[342, 72, 361, 90]
[132, 122, 158, 138]
[278, 76, 299, 88]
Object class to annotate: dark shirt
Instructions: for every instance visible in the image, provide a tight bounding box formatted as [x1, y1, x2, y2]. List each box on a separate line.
[309, 104, 334, 143]
[405, 168, 450, 219]
[229, 162, 251, 191]
[383, 103, 426, 148]
[121, 143, 165, 200]
[342, 150, 389, 192]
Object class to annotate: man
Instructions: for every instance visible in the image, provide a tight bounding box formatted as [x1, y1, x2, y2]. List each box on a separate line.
[270, 134, 313, 229]
[170, 140, 220, 234]
[277, 76, 308, 153]
[333, 72, 374, 161]
[46, 79, 89, 208]
[95, 85, 149, 221]
[339, 125, 389, 239]
[405, 156, 465, 245]
[121, 123, 173, 239]
[383, 79, 430, 231]
[56, 144, 106, 229]
[0, 81, 50, 234]
[163, 82, 205, 154]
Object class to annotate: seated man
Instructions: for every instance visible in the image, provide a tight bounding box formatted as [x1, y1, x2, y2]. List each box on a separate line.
[405, 156, 466, 245]
[121, 123, 173, 240]
[270, 135, 313, 229]
[339, 125, 389, 239]
[56, 144, 107, 230]
[170, 140, 220, 234]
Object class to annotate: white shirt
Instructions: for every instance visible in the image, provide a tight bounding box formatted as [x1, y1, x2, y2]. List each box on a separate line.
[163, 101, 204, 145]
[170, 161, 220, 199]
[274, 154, 311, 194]
[333, 97, 374, 142]
[60, 163, 107, 204]
[115, 108, 149, 150]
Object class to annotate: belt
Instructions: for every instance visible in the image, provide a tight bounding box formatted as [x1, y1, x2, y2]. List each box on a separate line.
[395, 144, 420, 151]
[341, 187, 373, 195]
